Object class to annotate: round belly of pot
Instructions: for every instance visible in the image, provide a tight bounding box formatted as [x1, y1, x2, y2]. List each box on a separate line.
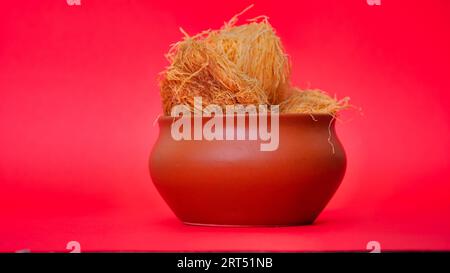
[149, 114, 346, 226]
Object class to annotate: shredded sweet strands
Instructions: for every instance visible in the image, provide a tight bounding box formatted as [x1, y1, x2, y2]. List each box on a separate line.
[159, 5, 349, 116]
[280, 88, 350, 115]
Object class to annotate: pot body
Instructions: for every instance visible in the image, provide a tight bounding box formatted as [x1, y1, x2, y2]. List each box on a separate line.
[149, 114, 346, 226]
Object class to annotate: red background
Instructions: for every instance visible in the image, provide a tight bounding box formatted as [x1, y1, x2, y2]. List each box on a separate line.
[1, 0, 449, 252]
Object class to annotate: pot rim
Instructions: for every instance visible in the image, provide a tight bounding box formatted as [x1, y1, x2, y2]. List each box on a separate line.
[158, 112, 335, 121]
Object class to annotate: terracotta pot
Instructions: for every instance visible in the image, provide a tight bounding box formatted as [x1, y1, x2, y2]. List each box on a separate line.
[149, 114, 346, 226]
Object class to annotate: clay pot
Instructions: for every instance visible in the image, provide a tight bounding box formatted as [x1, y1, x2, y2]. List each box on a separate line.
[149, 114, 346, 226]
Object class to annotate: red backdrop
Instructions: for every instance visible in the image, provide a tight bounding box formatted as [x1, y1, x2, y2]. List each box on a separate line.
[1, 0, 449, 252]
